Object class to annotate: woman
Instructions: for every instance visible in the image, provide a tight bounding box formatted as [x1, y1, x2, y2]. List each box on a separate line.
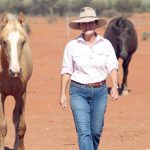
[60, 7, 119, 150]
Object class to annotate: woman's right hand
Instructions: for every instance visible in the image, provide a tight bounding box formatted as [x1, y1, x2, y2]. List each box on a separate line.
[60, 73, 71, 109]
[59, 94, 67, 109]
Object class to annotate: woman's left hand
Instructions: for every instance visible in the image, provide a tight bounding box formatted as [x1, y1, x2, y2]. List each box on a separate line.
[110, 86, 119, 100]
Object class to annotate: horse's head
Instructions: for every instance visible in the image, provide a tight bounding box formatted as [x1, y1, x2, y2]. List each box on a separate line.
[113, 17, 133, 59]
[0, 12, 28, 78]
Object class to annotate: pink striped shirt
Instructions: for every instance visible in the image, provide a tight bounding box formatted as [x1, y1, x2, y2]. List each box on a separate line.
[61, 34, 118, 84]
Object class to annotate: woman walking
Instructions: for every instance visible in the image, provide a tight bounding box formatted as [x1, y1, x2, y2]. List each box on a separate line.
[60, 7, 119, 150]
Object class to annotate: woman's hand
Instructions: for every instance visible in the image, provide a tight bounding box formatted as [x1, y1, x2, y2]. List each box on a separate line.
[109, 69, 119, 100]
[59, 94, 67, 109]
[110, 86, 119, 100]
[59, 74, 71, 109]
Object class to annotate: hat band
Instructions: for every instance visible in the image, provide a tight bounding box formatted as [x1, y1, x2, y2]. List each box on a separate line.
[79, 16, 97, 19]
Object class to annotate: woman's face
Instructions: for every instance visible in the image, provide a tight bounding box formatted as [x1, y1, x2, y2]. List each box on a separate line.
[80, 21, 96, 35]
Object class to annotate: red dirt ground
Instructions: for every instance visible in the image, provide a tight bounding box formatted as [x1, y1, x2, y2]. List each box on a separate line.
[3, 13, 150, 150]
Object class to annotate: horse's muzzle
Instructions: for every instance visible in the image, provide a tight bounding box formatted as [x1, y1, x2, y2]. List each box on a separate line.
[9, 68, 22, 78]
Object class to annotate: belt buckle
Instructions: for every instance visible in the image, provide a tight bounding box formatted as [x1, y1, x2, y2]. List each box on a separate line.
[89, 82, 100, 87]
[87, 81, 104, 88]
[88, 83, 92, 87]
[95, 82, 101, 87]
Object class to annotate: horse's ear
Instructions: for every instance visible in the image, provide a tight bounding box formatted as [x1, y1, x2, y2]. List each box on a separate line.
[1, 13, 8, 27]
[18, 12, 25, 25]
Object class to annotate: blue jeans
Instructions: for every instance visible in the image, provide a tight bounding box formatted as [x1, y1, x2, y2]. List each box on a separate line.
[70, 81, 108, 150]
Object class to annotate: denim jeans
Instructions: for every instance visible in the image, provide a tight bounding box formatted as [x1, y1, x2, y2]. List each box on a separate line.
[70, 81, 108, 150]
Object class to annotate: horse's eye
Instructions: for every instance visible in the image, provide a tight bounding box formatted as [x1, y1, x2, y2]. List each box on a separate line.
[1, 40, 7, 46]
[21, 40, 26, 46]
[128, 30, 131, 35]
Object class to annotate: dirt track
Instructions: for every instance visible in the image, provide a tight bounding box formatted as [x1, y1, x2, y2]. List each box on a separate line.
[4, 13, 150, 150]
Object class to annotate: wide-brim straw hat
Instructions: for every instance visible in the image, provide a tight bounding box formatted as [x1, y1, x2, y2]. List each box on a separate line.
[69, 7, 107, 30]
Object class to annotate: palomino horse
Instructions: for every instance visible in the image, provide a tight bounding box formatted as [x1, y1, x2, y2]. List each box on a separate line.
[0, 12, 33, 150]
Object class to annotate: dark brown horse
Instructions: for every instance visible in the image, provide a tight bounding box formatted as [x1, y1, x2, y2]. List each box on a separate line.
[0, 12, 33, 150]
[104, 17, 138, 95]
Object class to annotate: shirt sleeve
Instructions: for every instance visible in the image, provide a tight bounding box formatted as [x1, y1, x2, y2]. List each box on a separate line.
[61, 42, 73, 75]
[105, 40, 118, 74]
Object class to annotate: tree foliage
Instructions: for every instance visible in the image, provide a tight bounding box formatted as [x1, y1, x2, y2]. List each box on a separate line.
[0, 0, 149, 16]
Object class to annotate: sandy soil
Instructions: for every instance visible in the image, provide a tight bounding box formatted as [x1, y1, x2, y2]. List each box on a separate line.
[3, 13, 150, 150]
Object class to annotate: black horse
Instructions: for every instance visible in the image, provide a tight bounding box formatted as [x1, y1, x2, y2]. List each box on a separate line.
[104, 17, 138, 95]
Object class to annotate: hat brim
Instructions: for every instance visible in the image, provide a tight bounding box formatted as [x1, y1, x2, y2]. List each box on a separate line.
[69, 17, 107, 30]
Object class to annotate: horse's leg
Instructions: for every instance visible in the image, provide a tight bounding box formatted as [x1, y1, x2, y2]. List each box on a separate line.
[13, 92, 26, 150]
[121, 56, 132, 95]
[0, 93, 7, 150]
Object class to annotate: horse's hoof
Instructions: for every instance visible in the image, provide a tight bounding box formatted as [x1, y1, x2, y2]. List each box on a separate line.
[122, 90, 129, 96]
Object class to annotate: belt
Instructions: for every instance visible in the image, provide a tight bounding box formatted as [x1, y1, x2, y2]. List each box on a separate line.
[71, 80, 106, 88]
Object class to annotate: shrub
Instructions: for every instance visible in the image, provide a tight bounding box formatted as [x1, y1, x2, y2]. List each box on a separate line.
[141, 0, 150, 11]
[142, 32, 150, 40]
[115, 0, 141, 12]
[101, 9, 119, 17]
[90, 0, 109, 15]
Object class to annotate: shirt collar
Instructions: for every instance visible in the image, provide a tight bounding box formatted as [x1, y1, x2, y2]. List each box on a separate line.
[76, 33, 104, 44]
